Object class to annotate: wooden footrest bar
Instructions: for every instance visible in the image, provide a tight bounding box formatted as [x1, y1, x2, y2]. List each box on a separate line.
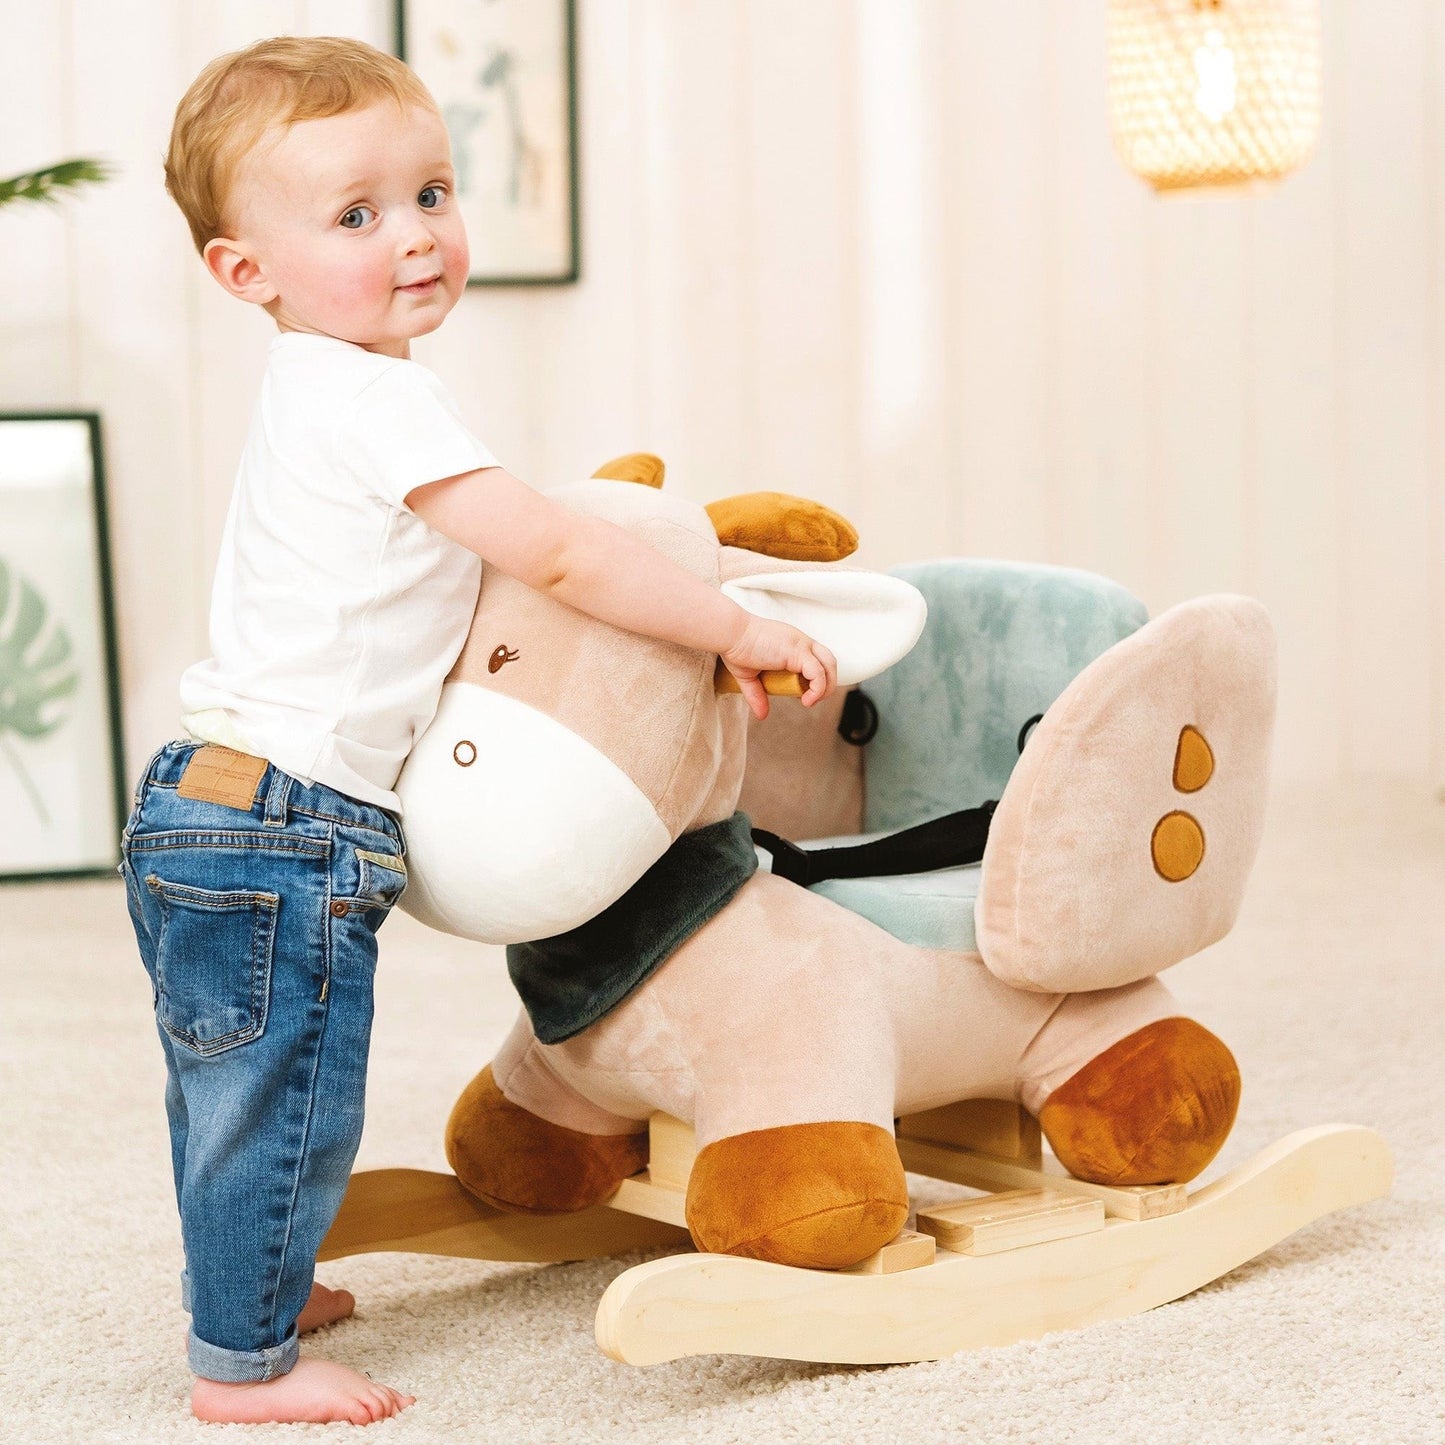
[916, 1189, 1104, 1255]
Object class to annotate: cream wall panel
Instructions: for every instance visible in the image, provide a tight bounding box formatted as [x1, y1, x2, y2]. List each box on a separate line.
[69, 0, 202, 782]
[943, 1, 1054, 571]
[2, 0, 1440, 789]
[499, 0, 648, 489]
[1147, 197, 1251, 610]
[1335, 2, 1434, 779]
[1431, 0, 1445, 791]
[738, 0, 858, 528]
[0, 5, 75, 405]
[1044, 0, 1154, 604]
[850, 0, 949, 568]
[625, 0, 754, 509]
[1245, 124, 1344, 784]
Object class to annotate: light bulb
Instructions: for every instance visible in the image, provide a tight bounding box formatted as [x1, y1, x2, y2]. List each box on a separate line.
[1193, 27, 1238, 123]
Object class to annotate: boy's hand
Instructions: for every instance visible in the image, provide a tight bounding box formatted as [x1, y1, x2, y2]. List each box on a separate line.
[720, 614, 837, 720]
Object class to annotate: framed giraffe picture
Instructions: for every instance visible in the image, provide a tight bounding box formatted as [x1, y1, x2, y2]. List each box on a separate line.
[0, 412, 126, 882]
[397, 0, 579, 285]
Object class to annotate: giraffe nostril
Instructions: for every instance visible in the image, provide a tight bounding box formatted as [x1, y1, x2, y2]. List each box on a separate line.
[1152, 811, 1205, 882]
[1173, 725, 1214, 793]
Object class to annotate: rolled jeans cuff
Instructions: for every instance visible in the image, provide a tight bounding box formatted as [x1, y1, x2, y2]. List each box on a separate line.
[188, 1324, 299, 1383]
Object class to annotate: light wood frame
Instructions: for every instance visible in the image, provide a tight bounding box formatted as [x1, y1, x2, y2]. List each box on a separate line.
[321, 1102, 1392, 1366]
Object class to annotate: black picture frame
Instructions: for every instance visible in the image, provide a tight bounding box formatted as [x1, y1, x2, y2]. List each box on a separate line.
[396, 0, 580, 286]
[0, 411, 127, 883]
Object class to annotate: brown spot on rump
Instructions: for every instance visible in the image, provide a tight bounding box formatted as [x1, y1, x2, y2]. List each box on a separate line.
[591, 452, 665, 488]
[446, 1065, 647, 1213]
[488, 644, 520, 674]
[1173, 724, 1215, 792]
[1151, 810, 1206, 882]
[685, 1121, 909, 1268]
[705, 491, 859, 562]
[1039, 1018, 1241, 1185]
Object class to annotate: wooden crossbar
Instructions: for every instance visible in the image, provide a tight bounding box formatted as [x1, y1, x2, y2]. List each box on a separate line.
[621, 1107, 1187, 1231]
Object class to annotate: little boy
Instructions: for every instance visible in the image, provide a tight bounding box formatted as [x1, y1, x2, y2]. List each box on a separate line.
[121, 35, 836, 1426]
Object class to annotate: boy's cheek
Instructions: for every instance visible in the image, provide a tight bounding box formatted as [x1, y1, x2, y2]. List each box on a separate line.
[443, 229, 470, 289]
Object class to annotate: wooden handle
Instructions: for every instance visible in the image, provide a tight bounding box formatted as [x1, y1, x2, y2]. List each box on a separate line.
[713, 659, 805, 697]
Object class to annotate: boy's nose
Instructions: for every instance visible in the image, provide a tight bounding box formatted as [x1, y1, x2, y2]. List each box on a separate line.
[396, 214, 437, 256]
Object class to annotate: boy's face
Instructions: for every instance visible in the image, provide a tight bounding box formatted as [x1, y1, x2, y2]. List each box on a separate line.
[212, 100, 468, 358]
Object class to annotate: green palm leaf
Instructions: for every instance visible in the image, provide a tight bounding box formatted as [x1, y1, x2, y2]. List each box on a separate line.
[0, 554, 79, 826]
[0, 159, 113, 210]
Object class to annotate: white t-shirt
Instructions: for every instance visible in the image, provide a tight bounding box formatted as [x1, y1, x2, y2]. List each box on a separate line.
[179, 332, 498, 813]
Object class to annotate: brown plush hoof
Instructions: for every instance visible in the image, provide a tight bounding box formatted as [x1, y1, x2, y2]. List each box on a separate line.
[445, 1064, 647, 1214]
[685, 1121, 909, 1269]
[1039, 1017, 1242, 1185]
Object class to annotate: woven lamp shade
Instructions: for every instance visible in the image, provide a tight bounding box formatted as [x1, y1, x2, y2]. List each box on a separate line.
[1107, 0, 1323, 191]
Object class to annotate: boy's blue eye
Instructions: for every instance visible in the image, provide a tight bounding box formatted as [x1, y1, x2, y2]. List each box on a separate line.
[339, 205, 374, 229]
[418, 185, 447, 209]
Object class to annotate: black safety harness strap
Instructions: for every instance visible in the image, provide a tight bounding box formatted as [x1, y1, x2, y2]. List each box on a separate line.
[751, 800, 997, 888]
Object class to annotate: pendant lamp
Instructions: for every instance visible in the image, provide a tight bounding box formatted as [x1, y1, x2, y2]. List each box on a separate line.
[1107, 0, 1323, 191]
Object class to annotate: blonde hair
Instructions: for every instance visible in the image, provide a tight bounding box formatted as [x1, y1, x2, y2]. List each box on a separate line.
[164, 35, 438, 254]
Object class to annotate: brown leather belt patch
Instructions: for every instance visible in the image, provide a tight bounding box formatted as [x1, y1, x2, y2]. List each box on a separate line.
[176, 745, 268, 811]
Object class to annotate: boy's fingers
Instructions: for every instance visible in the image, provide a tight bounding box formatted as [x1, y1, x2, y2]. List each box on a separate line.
[740, 674, 769, 719]
[797, 646, 834, 706]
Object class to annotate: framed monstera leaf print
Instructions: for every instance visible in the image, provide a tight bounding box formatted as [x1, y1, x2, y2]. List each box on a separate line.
[0, 413, 125, 881]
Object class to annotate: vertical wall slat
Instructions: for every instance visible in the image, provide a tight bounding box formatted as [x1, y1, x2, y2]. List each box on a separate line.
[851, 0, 950, 569]
[737, 0, 857, 527]
[1336, 0, 1434, 777]
[1145, 192, 1251, 612]
[1046, 0, 1154, 602]
[0, 5, 75, 406]
[940, 0, 1051, 568]
[511, 1, 644, 489]
[1429, 0, 1445, 792]
[627, 0, 751, 507]
[1246, 102, 1343, 782]
[70, 0, 200, 775]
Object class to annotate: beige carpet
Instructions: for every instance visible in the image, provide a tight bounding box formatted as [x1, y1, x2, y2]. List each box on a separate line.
[3, 781, 1442, 1444]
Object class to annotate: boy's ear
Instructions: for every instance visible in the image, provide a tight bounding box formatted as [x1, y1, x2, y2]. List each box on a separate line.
[202, 236, 278, 305]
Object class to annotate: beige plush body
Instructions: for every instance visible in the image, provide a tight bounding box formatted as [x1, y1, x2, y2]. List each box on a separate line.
[490, 874, 1179, 1147]
[398, 462, 1272, 1268]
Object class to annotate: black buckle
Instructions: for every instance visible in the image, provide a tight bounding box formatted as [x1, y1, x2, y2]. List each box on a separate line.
[749, 828, 815, 887]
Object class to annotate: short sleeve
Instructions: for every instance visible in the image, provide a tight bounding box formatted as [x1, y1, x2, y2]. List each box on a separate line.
[336, 361, 499, 509]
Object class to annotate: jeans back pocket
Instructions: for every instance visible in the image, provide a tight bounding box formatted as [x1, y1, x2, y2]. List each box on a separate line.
[144, 874, 279, 1056]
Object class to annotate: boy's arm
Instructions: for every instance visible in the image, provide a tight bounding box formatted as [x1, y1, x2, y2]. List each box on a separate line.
[405, 466, 836, 718]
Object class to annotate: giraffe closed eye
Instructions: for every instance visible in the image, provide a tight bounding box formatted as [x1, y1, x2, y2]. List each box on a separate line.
[488, 644, 520, 674]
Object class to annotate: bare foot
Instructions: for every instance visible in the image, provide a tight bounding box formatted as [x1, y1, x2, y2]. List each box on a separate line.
[297, 1281, 356, 1334]
[192, 1356, 415, 1425]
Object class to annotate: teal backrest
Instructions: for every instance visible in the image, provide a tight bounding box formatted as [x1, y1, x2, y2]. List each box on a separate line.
[863, 560, 1149, 831]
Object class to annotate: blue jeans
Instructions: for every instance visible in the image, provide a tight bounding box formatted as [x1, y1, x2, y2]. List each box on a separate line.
[119, 740, 407, 1383]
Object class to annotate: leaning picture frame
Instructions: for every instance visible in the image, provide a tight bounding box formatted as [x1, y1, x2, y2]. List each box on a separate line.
[0, 412, 126, 882]
[397, 0, 579, 285]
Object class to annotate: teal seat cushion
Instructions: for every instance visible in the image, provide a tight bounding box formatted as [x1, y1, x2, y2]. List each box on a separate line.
[864, 560, 1149, 832]
[755, 834, 980, 952]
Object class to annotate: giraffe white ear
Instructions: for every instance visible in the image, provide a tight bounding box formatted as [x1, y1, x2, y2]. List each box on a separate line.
[720, 571, 927, 686]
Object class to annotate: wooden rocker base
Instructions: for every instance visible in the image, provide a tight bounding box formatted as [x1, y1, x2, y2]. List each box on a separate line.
[320, 1118, 1391, 1368]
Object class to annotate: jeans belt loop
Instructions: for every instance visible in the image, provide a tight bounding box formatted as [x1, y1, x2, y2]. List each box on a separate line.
[262, 765, 292, 828]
